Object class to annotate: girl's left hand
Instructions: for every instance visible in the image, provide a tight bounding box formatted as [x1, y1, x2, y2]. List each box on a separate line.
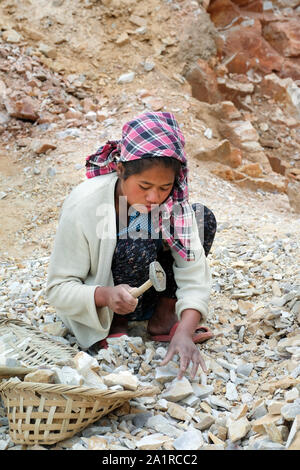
[160, 330, 207, 380]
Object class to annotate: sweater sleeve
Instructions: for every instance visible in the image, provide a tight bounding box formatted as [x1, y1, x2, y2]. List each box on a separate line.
[171, 213, 212, 323]
[45, 208, 112, 341]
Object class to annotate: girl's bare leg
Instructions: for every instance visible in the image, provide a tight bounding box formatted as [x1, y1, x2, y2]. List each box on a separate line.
[147, 297, 177, 336]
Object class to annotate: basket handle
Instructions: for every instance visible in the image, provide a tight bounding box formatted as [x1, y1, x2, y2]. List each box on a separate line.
[0, 366, 37, 378]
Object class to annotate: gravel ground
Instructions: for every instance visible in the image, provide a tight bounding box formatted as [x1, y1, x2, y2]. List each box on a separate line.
[1, 161, 300, 451]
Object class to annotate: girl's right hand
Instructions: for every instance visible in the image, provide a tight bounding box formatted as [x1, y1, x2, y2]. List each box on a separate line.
[94, 285, 138, 315]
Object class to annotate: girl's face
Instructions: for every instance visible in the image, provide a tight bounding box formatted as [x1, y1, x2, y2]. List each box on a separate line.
[117, 163, 176, 213]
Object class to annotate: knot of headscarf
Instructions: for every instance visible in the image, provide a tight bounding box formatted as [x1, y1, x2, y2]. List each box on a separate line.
[85, 111, 195, 261]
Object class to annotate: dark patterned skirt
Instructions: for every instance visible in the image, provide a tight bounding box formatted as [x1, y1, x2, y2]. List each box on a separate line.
[111, 204, 217, 321]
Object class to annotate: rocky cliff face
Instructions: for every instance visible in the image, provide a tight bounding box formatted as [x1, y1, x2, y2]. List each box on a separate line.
[0, 0, 299, 219]
[184, 0, 300, 207]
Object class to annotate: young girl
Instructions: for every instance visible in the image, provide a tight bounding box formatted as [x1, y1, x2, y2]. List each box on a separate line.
[46, 112, 216, 379]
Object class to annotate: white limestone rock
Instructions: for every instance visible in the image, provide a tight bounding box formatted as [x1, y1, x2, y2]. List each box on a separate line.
[146, 414, 182, 438]
[161, 377, 194, 402]
[227, 417, 251, 443]
[155, 365, 178, 384]
[225, 382, 239, 401]
[173, 427, 204, 450]
[210, 395, 232, 411]
[136, 433, 171, 450]
[73, 351, 100, 373]
[250, 437, 285, 451]
[81, 369, 107, 390]
[117, 72, 135, 84]
[24, 369, 55, 384]
[193, 412, 215, 431]
[0, 439, 10, 451]
[281, 402, 300, 421]
[286, 415, 300, 449]
[103, 370, 139, 391]
[53, 366, 84, 386]
[181, 394, 200, 407]
[191, 383, 214, 399]
[167, 402, 193, 421]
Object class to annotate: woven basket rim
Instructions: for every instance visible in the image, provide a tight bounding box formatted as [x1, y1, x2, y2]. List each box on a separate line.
[0, 316, 77, 355]
[0, 377, 159, 399]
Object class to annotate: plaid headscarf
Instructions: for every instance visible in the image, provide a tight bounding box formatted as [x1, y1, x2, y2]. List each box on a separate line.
[85, 112, 195, 261]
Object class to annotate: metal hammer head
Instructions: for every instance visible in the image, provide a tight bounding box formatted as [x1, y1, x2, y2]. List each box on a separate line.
[149, 261, 166, 292]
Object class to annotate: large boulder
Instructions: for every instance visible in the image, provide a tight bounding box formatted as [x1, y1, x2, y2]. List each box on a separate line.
[260, 74, 300, 118]
[185, 58, 221, 104]
[207, 0, 241, 28]
[262, 20, 300, 58]
[213, 18, 284, 75]
[4, 95, 39, 122]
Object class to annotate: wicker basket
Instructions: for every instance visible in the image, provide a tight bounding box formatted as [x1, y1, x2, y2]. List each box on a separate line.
[0, 317, 158, 445]
[0, 317, 77, 367]
[0, 379, 158, 445]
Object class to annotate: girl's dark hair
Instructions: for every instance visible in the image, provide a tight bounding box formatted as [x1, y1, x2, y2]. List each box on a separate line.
[120, 157, 182, 180]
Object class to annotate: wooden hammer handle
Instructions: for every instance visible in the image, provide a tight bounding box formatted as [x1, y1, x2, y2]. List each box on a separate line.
[130, 279, 153, 298]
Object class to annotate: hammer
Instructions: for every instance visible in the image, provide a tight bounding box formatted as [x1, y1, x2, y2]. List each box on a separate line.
[130, 261, 166, 298]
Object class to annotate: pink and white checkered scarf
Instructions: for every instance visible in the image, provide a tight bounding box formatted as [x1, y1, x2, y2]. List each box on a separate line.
[85, 112, 195, 261]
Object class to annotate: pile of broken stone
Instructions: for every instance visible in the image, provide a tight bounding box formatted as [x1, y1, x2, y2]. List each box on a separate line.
[0, 320, 299, 451]
[0, 40, 111, 142]
[1, 193, 300, 450]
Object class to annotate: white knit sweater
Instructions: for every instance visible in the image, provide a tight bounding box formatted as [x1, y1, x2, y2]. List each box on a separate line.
[45, 173, 212, 348]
